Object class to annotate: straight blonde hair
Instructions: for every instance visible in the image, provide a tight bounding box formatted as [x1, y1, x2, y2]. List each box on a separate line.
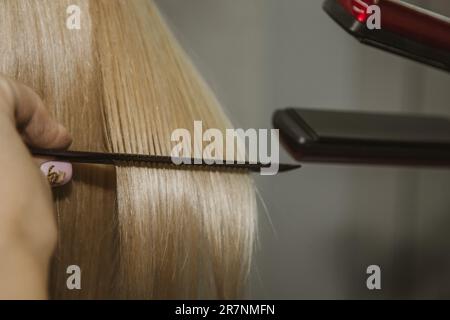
[0, 0, 257, 299]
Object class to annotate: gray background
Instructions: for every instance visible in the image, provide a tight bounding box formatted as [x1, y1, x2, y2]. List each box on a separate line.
[156, 0, 450, 299]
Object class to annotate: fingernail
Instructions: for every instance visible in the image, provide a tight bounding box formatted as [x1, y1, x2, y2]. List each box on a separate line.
[40, 161, 73, 187]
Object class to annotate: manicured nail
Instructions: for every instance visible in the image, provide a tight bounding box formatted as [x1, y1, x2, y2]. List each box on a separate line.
[40, 161, 73, 187]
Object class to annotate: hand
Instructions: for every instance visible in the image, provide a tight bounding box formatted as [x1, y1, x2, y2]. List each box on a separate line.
[0, 75, 72, 299]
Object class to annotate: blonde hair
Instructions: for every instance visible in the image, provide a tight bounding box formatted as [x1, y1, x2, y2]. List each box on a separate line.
[0, 0, 257, 299]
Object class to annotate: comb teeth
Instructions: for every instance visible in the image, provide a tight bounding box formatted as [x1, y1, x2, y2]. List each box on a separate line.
[29, 148, 301, 173]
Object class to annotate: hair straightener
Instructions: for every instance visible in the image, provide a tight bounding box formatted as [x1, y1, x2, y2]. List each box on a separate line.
[323, 0, 450, 71]
[273, 108, 450, 167]
[271, 2, 449, 167]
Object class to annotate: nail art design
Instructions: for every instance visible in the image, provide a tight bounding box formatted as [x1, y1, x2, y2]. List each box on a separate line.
[47, 164, 66, 185]
[40, 162, 72, 187]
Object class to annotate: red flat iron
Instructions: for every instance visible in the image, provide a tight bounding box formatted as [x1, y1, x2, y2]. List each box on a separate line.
[323, 0, 450, 71]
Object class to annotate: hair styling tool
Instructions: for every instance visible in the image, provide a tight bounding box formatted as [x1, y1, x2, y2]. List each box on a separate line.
[30, 148, 301, 173]
[273, 108, 450, 167]
[323, 0, 450, 72]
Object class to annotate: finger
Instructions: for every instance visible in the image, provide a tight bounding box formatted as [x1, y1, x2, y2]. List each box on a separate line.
[2, 77, 72, 149]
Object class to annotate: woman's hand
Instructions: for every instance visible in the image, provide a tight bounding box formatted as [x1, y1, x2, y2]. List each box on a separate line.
[0, 75, 72, 299]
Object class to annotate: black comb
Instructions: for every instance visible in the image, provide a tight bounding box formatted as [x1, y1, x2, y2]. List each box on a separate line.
[30, 148, 301, 173]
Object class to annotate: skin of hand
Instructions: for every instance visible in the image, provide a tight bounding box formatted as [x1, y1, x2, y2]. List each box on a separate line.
[0, 76, 72, 299]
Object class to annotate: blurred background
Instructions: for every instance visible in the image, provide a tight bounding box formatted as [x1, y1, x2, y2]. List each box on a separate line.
[155, 0, 450, 299]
